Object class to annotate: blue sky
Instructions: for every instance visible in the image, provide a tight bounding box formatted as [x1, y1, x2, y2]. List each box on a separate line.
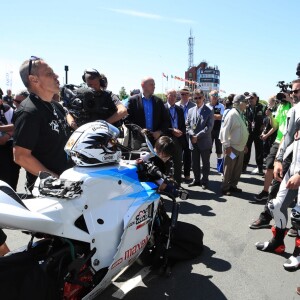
[1, 0, 299, 100]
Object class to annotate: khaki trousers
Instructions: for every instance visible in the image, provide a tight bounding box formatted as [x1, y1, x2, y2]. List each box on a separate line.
[222, 147, 244, 191]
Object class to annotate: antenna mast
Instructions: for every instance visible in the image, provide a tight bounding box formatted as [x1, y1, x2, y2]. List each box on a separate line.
[188, 29, 194, 69]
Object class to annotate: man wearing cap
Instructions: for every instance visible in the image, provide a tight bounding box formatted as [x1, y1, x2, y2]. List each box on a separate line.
[206, 90, 225, 173]
[176, 86, 195, 182]
[219, 95, 249, 195]
[243, 92, 266, 174]
[165, 89, 186, 184]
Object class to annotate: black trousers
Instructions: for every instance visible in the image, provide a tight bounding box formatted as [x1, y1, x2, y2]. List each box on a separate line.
[0, 229, 7, 245]
[182, 142, 192, 178]
[259, 152, 293, 222]
[170, 137, 183, 184]
[191, 145, 211, 184]
[0, 143, 20, 191]
[243, 133, 264, 169]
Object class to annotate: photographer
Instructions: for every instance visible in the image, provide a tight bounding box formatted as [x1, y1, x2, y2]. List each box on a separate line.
[252, 88, 291, 202]
[67, 69, 127, 130]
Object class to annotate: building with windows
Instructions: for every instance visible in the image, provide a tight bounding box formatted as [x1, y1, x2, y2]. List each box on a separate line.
[185, 61, 220, 99]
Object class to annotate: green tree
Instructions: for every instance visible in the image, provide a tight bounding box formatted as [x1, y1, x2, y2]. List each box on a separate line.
[119, 87, 129, 100]
[155, 93, 167, 102]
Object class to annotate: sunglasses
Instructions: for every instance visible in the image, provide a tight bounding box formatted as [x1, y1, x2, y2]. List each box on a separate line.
[194, 96, 203, 100]
[180, 93, 189, 96]
[28, 56, 40, 76]
[291, 89, 300, 94]
[211, 94, 218, 97]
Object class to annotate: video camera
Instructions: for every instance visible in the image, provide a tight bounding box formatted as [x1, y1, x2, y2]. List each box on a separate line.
[276, 81, 292, 103]
[296, 63, 300, 78]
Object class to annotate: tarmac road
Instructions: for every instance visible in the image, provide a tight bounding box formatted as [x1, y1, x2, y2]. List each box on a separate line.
[5, 150, 300, 300]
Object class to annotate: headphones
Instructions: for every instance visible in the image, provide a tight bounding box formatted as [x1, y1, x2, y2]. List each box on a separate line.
[82, 68, 101, 83]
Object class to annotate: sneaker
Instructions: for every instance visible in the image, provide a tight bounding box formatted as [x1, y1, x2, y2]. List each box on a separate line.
[249, 218, 270, 229]
[283, 245, 300, 271]
[251, 167, 259, 174]
[221, 189, 231, 196]
[254, 190, 269, 202]
[288, 227, 298, 237]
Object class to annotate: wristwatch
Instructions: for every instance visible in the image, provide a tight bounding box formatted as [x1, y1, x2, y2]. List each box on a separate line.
[274, 158, 283, 163]
[298, 170, 300, 176]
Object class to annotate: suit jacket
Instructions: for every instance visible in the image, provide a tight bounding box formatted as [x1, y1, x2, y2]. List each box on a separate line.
[186, 104, 214, 151]
[176, 100, 196, 121]
[164, 103, 187, 147]
[125, 93, 170, 134]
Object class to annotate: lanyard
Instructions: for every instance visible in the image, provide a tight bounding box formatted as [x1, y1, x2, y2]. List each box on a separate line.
[169, 107, 177, 128]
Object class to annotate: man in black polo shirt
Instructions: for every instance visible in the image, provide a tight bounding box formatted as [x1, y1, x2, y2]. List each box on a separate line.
[0, 56, 72, 256]
[14, 57, 72, 189]
[243, 92, 266, 174]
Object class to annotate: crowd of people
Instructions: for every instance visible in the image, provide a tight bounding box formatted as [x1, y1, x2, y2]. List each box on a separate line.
[1, 56, 300, 293]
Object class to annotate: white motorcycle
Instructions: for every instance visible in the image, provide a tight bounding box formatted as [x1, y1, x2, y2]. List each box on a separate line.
[0, 121, 188, 300]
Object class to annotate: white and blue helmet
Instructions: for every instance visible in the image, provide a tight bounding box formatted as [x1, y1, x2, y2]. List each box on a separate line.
[65, 120, 122, 166]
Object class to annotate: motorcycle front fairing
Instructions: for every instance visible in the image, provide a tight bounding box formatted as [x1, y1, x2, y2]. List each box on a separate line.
[0, 160, 160, 270]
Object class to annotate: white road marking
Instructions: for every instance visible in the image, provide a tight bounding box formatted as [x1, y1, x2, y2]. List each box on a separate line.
[112, 266, 152, 299]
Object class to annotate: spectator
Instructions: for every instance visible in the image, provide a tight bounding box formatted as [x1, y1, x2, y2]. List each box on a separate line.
[255, 80, 300, 272]
[125, 77, 169, 149]
[206, 90, 225, 173]
[243, 92, 266, 175]
[176, 86, 196, 182]
[3, 89, 13, 108]
[220, 93, 235, 129]
[186, 89, 214, 189]
[130, 89, 140, 96]
[219, 95, 249, 196]
[0, 96, 18, 190]
[260, 96, 278, 160]
[165, 89, 186, 185]
[13, 90, 29, 110]
[253, 94, 292, 201]
[250, 80, 300, 229]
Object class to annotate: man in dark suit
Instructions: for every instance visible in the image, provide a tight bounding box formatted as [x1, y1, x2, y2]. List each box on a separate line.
[176, 86, 196, 182]
[186, 89, 214, 189]
[126, 77, 169, 149]
[165, 89, 186, 184]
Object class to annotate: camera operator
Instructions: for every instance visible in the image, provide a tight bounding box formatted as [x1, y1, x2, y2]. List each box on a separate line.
[67, 69, 127, 130]
[242, 92, 266, 175]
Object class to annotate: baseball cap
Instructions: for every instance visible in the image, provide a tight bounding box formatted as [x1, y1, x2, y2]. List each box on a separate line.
[245, 92, 258, 100]
[233, 94, 247, 104]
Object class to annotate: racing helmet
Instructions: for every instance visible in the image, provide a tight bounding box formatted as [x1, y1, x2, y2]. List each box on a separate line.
[65, 120, 122, 166]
